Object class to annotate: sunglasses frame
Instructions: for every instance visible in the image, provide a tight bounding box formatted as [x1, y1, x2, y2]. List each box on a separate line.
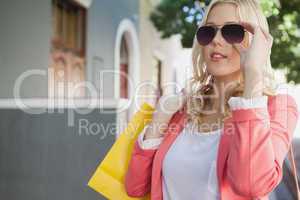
[196, 23, 246, 46]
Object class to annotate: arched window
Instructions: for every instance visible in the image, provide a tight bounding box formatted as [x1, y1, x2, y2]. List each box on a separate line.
[120, 35, 129, 99]
[50, 0, 86, 98]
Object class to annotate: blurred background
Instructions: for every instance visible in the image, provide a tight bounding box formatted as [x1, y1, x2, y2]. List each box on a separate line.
[0, 0, 299, 199]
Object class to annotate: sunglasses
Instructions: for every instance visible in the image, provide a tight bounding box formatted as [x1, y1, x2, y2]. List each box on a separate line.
[196, 24, 246, 46]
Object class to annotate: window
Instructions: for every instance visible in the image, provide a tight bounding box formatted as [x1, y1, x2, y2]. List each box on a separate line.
[52, 0, 86, 56]
[50, 0, 86, 98]
[153, 58, 163, 102]
[120, 36, 129, 99]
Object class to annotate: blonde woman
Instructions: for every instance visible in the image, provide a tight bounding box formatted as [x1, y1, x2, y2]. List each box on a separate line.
[125, 0, 299, 199]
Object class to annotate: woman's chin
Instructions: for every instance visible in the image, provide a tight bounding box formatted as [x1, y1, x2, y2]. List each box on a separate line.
[208, 67, 239, 77]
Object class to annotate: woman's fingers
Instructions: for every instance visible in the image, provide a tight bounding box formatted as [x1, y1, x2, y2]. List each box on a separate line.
[259, 27, 273, 44]
[158, 90, 187, 114]
[239, 21, 257, 34]
[180, 88, 186, 96]
[233, 43, 248, 69]
[178, 88, 188, 107]
[240, 21, 272, 42]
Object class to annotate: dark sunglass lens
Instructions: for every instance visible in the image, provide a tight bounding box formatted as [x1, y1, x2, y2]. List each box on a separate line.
[196, 26, 216, 46]
[222, 24, 245, 44]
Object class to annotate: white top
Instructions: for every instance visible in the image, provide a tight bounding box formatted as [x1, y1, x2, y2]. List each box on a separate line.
[162, 123, 222, 200]
[137, 96, 268, 200]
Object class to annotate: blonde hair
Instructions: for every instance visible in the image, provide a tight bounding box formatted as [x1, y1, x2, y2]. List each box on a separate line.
[187, 0, 278, 125]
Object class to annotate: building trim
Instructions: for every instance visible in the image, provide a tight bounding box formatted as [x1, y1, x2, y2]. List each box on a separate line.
[0, 98, 129, 109]
[114, 18, 140, 103]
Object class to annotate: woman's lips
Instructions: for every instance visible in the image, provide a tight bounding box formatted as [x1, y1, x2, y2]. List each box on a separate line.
[210, 52, 227, 61]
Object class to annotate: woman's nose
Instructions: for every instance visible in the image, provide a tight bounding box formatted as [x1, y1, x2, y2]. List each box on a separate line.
[211, 29, 225, 46]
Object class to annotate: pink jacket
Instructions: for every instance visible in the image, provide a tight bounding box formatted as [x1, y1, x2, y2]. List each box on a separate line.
[125, 94, 299, 200]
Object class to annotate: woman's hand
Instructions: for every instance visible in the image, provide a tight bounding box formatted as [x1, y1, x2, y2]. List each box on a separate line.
[144, 90, 187, 140]
[234, 21, 273, 98]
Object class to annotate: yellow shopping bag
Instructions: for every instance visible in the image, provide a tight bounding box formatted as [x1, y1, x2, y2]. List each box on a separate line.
[88, 103, 154, 200]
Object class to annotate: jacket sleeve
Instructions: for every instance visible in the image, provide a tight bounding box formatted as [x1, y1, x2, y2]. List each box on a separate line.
[124, 110, 183, 197]
[226, 94, 299, 198]
[124, 138, 158, 197]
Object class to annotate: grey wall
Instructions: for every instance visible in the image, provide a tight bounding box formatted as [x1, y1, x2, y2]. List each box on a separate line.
[0, 108, 116, 200]
[0, 0, 139, 98]
[0, 0, 51, 98]
[86, 0, 139, 98]
[0, 1, 139, 199]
